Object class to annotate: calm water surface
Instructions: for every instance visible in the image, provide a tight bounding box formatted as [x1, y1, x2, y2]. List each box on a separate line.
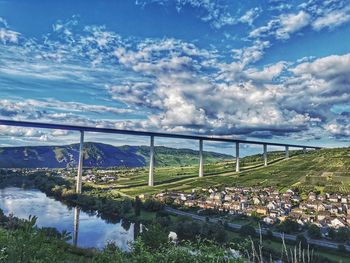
[0, 187, 136, 250]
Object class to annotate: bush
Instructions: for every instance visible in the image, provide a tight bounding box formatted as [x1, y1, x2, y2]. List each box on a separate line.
[141, 224, 168, 250]
[308, 224, 322, 239]
[143, 199, 164, 212]
[239, 224, 255, 237]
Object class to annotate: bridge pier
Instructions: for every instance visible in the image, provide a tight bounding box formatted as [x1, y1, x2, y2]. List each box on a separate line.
[76, 130, 84, 194]
[148, 136, 155, 186]
[235, 142, 240, 172]
[263, 144, 267, 166]
[199, 139, 204, 177]
[285, 146, 289, 159]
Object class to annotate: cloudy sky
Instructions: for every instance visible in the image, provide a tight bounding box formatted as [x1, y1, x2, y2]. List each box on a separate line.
[0, 0, 349, 153]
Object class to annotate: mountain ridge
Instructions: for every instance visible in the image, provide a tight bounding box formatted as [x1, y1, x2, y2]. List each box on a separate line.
[0, 142, 232, 168]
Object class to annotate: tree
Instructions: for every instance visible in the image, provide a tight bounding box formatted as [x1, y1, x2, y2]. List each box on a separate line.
[296, 234, 308, 249]
[335, 227, 350, 242]
[175, 221, 201, 241]
[308, 224, 322, 239]
[141, 224, 168, 250]
[143, 199, 164, 212]
[239, 224, 256, 237]
[278, 219, 299, 234]
[134, 196, 142, 217]
[266, 229, 273, 240]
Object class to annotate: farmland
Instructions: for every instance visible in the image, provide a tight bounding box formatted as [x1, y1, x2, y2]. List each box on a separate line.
[89, 147, 350, 197]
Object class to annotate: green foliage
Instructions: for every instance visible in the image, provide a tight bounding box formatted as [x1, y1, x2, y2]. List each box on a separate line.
[143, 199, 164, 212]
[296, 234, 308, 249]
[141, 224, 168, 250]
[134, 196, 142, 217]
[0, 212, 242, 263]
[330, 227, 350, 242]
[277, 219, 300, 234]
[239, 225, 256, 237]
[308, 224, 322, 239]
[175, 221, 201, 241]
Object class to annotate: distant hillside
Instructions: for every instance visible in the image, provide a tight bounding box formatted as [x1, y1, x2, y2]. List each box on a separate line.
[0, 142, 232, 168]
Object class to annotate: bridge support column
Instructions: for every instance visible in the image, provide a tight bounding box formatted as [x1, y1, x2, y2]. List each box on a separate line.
[235, 142, 240, 172]
[263, 144, 267, 166]
[199, 139, 204, 177]
[76, 130, 84, 194]
[285, 146, 289, 159]
[148, 136, 155, 186]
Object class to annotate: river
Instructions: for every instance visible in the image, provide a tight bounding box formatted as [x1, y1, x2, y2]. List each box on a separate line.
[0, 187, 137, 250]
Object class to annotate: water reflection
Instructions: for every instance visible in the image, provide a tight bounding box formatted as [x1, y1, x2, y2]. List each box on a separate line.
[73, 207, 79, 246]
[0, 187, 139, 250]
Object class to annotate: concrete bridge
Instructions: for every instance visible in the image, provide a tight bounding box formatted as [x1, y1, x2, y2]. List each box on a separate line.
[0, 119, 322, 193]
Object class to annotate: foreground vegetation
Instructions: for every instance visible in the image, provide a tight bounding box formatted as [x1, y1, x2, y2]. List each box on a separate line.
[0, 211, 241, 263]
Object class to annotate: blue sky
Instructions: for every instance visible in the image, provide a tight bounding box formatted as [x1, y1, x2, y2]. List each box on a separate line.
[0, 0, 350, 154]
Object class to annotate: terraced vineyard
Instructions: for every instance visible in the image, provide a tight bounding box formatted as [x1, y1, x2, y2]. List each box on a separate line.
[95, 147, 350, 196]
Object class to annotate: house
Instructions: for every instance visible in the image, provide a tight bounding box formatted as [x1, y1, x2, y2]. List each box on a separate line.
[267, 201, 277, 210]
[184, 200, 196, 207]
[330, 218, 347, 229]
[252, 197, 261, 205]
[263, 216, 275, 225]
[317, 211, 331, 221]
[328, 195, 339, 203]
[255, 206, 268, 216]
[308, 192, 317, 201]
[346, 214, 350, 225]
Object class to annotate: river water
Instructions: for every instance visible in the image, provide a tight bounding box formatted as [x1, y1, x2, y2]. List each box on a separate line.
[0, 187, 136, 250]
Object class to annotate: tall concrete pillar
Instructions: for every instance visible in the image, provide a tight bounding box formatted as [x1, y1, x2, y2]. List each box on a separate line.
[76, 130, 84, 194]
[148, 136, 155, 186]
[73, 207, 80, 246]
[285, 146, 289, 159]
[199, 139, 204, 177]
[263, 144, 267, 166]
[235, 142, 240, 172]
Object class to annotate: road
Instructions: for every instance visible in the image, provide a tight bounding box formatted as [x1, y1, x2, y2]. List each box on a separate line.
[165, 206, 350, 252]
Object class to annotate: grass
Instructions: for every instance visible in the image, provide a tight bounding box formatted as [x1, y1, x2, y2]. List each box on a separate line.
[89, 147, 350, 197]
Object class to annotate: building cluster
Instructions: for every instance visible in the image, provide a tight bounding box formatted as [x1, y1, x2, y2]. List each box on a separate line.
[155, 187, 350, 230]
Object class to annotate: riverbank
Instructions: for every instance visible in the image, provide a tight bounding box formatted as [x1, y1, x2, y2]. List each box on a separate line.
[0, 172, 348, 262]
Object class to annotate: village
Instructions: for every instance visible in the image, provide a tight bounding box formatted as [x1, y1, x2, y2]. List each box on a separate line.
[154, 187, 350, 234]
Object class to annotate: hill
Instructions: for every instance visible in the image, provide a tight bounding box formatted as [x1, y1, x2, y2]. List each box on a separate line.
[0, 142, 232, 168]
[111, 147, 350, 196]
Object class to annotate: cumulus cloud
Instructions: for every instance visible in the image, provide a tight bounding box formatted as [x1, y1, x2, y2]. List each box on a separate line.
[0, 14, 349, 144]
[312, 5, 350, 31]
[276, 11, 311, 39]
[249, 10, 310, 40]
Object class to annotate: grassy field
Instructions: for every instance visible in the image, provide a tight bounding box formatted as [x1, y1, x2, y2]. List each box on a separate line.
[90, 147, 350, 197]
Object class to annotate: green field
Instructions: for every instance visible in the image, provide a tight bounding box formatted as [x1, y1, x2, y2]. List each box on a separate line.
[90, 147, 350, 197]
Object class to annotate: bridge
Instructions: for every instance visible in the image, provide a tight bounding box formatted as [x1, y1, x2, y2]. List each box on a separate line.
[0, 119, 322, 193]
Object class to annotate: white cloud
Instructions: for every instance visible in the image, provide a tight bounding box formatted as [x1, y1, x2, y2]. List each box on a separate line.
[0, 28, 19, 44]
[249, 11, 310, 40]
[239, 7, 261, 26]
[276, 11, 311, 39]
[312, 6, 350, 31]
[0, 15, 349, 143]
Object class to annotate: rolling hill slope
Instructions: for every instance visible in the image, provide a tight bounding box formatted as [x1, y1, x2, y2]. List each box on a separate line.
[113, 147, 350, 196]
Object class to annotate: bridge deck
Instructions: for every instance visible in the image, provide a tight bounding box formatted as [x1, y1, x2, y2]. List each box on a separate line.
[0, 119, 321, 149]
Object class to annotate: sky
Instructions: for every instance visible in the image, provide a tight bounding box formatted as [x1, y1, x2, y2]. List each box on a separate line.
[0, 0, 350, 154]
